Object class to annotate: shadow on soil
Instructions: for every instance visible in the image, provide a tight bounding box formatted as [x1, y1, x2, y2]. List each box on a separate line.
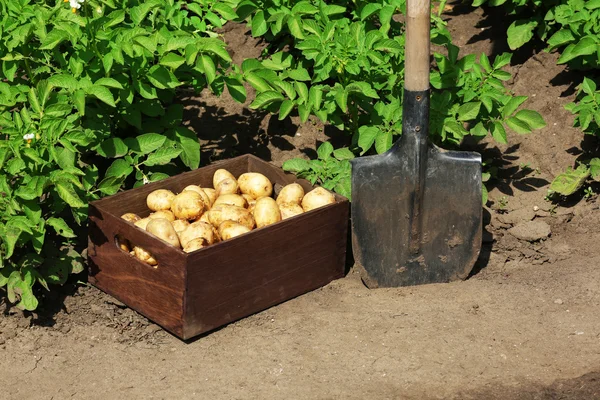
[451, 370, 600, 400]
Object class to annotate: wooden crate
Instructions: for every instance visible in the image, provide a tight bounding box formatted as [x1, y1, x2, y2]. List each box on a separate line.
[87, 154, 349, 340]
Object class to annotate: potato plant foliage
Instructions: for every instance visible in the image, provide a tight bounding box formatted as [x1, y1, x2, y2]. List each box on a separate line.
[472, 0, 600, 197]
[238, 0, 544, 201]
[0, 0, 243, 310]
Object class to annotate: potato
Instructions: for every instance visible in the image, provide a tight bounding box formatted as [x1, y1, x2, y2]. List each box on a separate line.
[279, 203, 304, 220]
[214, 194, 247, 208]
[253, 197, 281, 229]
[147, 218, 181, 248]
[134, 217, 150, 231]
[147, 189, 175, 211]
[202, 188, 217, 206]
[247, 200, 257, 214]
[171, 191, 205, 220]
[179, 221, 216, 247]
[218, 221, 251, 241]
[116, 236, 131, 252]
[198, 212, 211, 224]
[208, 204, 255, 230]
[134, 246, 157, 266]
[238, 172, 273, 200]
[183, 238, 207, 253]
[241, 194, 254, 205]
[182, 185, 203, 195]
[302, 187, 336, 212]
[121, 213, 141, 223]
[149, 210, 175, 222]
[213, 169, 236, 188]
[215, 177, 239, 196]
[171, 219, 190, 234]
[184, 185, 212, 210]
[276, 183, 305, 206]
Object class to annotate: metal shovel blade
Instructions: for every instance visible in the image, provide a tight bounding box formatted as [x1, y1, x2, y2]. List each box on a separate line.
[350, 93, 482, 288]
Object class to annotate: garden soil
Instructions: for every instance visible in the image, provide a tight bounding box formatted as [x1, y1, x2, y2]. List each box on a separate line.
[2, 3, 600, 399]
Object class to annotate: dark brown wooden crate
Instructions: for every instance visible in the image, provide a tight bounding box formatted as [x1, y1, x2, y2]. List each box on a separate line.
[88, 154, 349, 340]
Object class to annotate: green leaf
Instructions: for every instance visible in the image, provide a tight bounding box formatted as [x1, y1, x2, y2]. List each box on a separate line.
[174, 127, 200, 170]
[212, 2, 238, 20]
[224, 77, 247, 103]
[249, 91, 285, 109]
[547, 28, 575, 50]
[48, 74, 78, 91]
[40, 29, 69, 50]
[251, 11, 268, 37]
[373, 39, 403, 53]
[589, 158, 600, 181]
[317, 142, 334, 160]
[581, 77, 597, 95]
[506, 116, 532, 134]
[558, 37, 597, 64]
[502, 96, 528, 118]
[361, 3, 382, 20]
[160, 52, 186, 70]
[335, 88, 349, 113]
[375, 130, 393, 154]
[288, 15, 305, 39]
[491, 121, 507, 144]
[514, 110, 546, 130]
[144, 147, 182, 166]
[97, 137, 128, 158]
[479, 53, 492, 72]
[550, 165, 590, 196]
[279, 100, 295, 120]
[47, 217, 76, 238]
[105, 159, 133, 179]
[333, 148, 355, 160]
[86, 85, 116, 107]
[457, 102, 481, 121]
[507, 20, 537, 50]
[148, 65, 181, 89]
[282, 158, 311, 173]
[126, 133, 166, 154]
[199, 55, 216, 84]
[73, 89, 86, 116]
[15, 186, 38, 201]
[55, 181, 85, 208]
[358, 126, 380, 155]
[470, 122, 488, 137]
[95, 77, 123, 89]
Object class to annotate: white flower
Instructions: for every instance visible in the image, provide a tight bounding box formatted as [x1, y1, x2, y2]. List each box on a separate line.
[69, 0, 84, 9]
[143, 176, 150, 185]
[23, 133, 35, 140]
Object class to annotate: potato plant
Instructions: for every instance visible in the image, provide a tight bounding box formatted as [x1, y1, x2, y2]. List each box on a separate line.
[0, 0, 243, 310]
[237, 0, 544, 199]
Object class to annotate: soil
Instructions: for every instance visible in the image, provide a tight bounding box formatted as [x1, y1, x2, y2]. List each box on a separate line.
[3, 3, 600, 399]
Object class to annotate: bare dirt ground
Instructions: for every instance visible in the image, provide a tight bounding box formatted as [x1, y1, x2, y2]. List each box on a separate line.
[2, 3, 600, 399]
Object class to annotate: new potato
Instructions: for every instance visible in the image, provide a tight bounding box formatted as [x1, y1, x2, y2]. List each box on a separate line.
[149, 210, 175, 222]
[147, 218, 181, 248]
[276, 183, 304, 206]
[301, 187, 336, 212]
[214, 194, 247, 208]
[147, 189, 175, 211]
[202, 188, 217, 206]
[238, 172, 273, 199]
[171, 191, 205, 220]
[253, 197, 281, 228]
[208, 204, 255, 230]
[213, 169, 236, 188]
[218, 221, 251, 240]
[215, 177, 239, 196]
[171, 219, 190, 234]
[279, 203, 304, 220]
[179, 221, 216, 247]
[183, 238, 207, 253]
[134, 246, 157, 266]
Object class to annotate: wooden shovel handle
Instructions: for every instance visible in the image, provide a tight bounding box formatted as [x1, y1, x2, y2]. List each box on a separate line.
[405, 0, 431, 92]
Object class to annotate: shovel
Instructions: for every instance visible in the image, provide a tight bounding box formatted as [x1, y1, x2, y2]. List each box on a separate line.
[350, 0, 482, 288]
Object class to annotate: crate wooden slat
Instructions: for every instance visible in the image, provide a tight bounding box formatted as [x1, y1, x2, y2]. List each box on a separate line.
[88, 154, 349, 340]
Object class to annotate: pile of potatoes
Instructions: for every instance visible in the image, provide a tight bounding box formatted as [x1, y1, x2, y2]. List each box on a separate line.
[117, 168, 337, 265]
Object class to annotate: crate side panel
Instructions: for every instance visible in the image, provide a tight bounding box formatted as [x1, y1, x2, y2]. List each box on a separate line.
[88, 205, 187, 337]
[183, 201, 349, 337]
